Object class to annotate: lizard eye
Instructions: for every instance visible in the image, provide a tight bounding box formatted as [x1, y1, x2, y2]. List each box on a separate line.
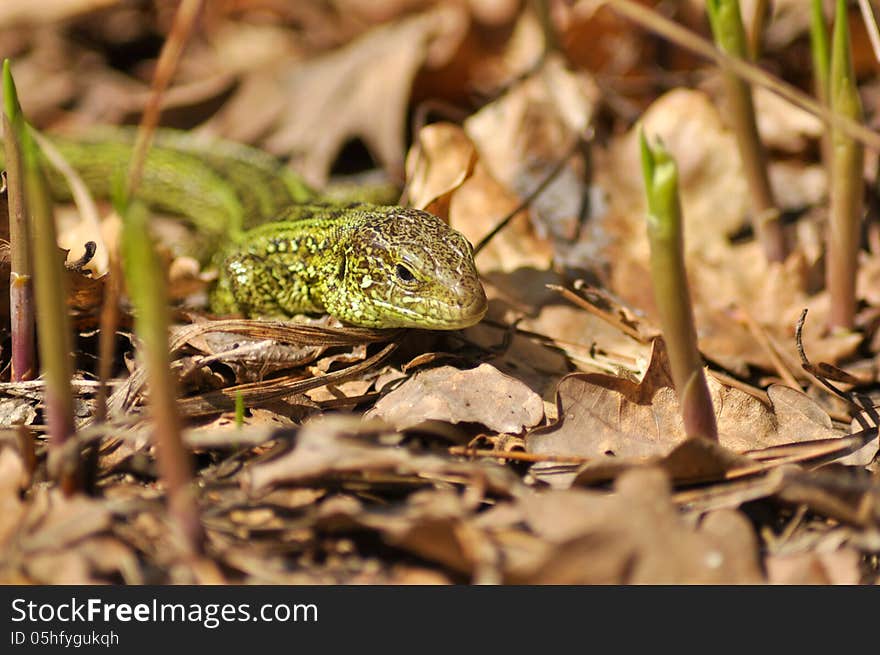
[395, 263, 416, 283]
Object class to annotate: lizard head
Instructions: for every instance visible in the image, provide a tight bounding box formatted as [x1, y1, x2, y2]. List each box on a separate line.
[325, 207, 487, 329]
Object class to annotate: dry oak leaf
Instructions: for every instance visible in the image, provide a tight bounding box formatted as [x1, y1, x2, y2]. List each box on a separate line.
[205, 5, 467, 186]
[526, 339, 845, 486]
[367, 363, 544, 433]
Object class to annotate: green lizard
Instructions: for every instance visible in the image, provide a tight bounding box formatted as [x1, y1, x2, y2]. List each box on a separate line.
[2, 128, 488, 329]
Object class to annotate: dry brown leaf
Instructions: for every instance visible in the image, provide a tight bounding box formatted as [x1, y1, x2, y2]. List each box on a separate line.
[464, 54, 596, 187]
[766, 548, 863, 585]
[572, 436, 754, 488]
[451, 161, 552, 272]
[367, 363, 544, 433]
[184, 413, 299, 450]
[347, 489, 496, 577]
[510, 469, 763, 583]
[0, 398, 37, 426]
[462, 322, 573, 406]
[206, 6, 467, 186]
[405, 122, 476, 217]
[527, 339, 847, 487]
[0, 0, 117, 27]
[306, 379, 373, 404]
[0, 448, 27, 551]
[246, 414, 524, 494]
[462, 54, 596, 262]
[527, 340, 683, 465]
[600, 89, 750, 261]
[20, 489, 113, 553]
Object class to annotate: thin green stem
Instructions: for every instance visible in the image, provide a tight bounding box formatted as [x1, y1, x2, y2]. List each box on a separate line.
[640, 130, 718, 442]
[119, 0, 205, 554]
[827, 0, 864, 331]
[707, 0, 786, 262]
[2, 60, 34, 382]
[4, 60, 77, 489]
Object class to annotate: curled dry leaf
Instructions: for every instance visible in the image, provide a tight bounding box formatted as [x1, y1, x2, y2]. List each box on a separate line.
[405, 122, 477, 218]
[367, 363, 544, 433]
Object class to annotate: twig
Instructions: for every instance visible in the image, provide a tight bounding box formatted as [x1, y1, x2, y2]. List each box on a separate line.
[546, 283, 647, 342]
[735, 307, 802, 389]
[449, 446, 589, 464]
[473, 138, 582, 255]
[795, 309, 878, 433]
[126, 0, 202, 198]
[857, 0, 880, 65]
[707, 369, 770, 406]
[747, 0, 770, 60]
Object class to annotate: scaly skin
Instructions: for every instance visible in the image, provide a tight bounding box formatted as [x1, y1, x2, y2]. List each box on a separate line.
[0, 128, 487, 329]
[211, 203, 487, 329]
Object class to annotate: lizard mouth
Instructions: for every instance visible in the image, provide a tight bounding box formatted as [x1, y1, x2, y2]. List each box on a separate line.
[370, 287, 487, 330]
[423, 285, 488, 330]
[443, 290, 488, 329]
